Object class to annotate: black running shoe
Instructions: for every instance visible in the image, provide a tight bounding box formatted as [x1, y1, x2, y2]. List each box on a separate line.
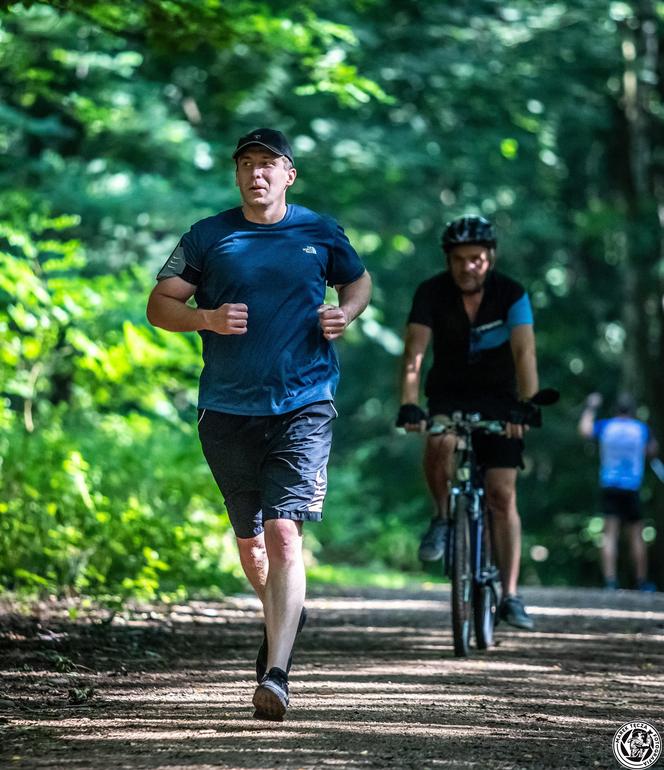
[253, 667, 289, 721]
[256, 606, 307, 683]
[418, 517, 449, 562]
[498, 595, 535, 630]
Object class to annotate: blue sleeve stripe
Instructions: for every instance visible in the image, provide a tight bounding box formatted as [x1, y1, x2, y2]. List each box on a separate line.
[471, 325, 510, 352]
[507, 293, 533, 328]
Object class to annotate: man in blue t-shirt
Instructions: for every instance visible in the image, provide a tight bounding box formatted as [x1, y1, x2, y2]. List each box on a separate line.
[579, 392, 658, 591]
[147, 128, 372, 720]
[396, 216, 540, 631]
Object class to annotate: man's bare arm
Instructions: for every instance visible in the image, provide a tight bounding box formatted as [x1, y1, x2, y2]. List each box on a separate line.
[146, 277, 248, 335]
[578, 392, 602, 439]
[318, 270, 372, 340]
[395, 323, 431, 432]
[400, 323, 431, 405]
[510, 324, 539, 400]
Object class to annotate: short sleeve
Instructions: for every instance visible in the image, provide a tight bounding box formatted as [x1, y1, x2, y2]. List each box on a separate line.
[407, 281, 434, 328]
[593, 418, 607, 440]
[156, 226, 204, 284]
[325, 222, 365, 287]
[506, 292, 534, 328]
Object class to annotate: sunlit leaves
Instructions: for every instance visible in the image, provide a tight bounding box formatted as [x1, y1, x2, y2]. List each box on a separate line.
[500, 138, 519, 159]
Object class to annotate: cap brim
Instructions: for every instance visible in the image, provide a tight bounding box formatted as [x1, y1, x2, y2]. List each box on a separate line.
[232, 141, 293, 163]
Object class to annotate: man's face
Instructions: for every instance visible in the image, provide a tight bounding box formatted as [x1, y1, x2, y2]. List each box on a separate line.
[235, 147, 296, 209]
[447, 244, 491, 294]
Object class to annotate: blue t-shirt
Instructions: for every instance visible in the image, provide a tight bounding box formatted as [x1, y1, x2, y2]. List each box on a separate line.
[593, 416, 650, 491]
[158, 204, 365, 415]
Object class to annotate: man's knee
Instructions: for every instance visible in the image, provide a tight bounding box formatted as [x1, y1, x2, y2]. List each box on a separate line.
[264, 519, 303, 566]
[424, 434, 455, 480]
[425, 434, 455, 461]
[485, 477, 517, 519]
[236, 534, 267, 563]
[484, 468, 518, 519]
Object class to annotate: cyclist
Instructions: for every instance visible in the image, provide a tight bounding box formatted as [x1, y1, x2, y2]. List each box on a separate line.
[396, 215, 539, 630]
[578, 392, 658, 591]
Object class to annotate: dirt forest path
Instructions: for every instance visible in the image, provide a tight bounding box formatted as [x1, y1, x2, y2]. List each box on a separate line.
[2, 585, 663, 770]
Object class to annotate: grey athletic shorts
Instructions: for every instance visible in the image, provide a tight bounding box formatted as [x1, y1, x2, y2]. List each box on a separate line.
[197, 400, 336, 539]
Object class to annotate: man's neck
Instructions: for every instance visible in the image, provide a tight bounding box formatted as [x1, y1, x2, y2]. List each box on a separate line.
[242, 201, 288, 225]
[462, 289, 483, 324]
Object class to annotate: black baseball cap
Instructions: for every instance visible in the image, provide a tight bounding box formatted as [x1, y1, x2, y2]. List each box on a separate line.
[232, 128, 294, 164]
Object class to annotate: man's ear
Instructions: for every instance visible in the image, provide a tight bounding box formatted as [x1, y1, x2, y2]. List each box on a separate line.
[285, 167, 297, 188]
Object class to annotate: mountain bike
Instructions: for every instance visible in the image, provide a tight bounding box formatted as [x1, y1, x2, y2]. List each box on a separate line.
[429, 389, 559, 657]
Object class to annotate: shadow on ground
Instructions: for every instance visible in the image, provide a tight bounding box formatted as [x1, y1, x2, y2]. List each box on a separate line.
[1, 586, 663, 769]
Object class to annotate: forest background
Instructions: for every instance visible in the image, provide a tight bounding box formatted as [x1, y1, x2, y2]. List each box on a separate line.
[1, 0, 663, 600]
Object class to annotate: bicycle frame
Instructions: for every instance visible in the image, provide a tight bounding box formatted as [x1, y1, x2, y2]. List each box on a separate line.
[410, 389, 557, 655]
[431, 412, 501, 654]
[442, 421, 498, 588]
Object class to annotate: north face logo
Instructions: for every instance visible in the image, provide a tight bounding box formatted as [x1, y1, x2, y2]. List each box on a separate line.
[302, 246, 317, 254]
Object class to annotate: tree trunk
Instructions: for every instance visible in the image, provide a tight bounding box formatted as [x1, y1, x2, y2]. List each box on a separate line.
[619, 1, 664, 587]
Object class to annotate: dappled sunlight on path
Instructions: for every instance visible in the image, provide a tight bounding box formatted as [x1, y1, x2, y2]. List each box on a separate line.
[2, 586, 663, 768]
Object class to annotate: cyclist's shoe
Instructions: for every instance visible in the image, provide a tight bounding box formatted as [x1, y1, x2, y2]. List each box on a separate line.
[256, 606, 308, 683]
[418, 517, 449, 562]
[253, 667, 289, 722]
[637, 580, 657, 593]
[498, 595, 535, 630]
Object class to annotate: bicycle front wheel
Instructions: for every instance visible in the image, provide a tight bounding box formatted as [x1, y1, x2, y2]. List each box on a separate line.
[473, 515, 497, 650]
[450, 496, 472, 657]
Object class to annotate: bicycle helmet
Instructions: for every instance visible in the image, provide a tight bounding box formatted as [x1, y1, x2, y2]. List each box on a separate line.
[441, 216, 497, 252]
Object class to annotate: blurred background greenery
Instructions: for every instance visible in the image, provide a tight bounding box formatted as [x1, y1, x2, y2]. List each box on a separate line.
[1, 0, 663, 599]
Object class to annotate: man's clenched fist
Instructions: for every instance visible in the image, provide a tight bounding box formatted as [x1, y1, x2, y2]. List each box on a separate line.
[318, 304, 348, 341]
[202, 303, 248, 335]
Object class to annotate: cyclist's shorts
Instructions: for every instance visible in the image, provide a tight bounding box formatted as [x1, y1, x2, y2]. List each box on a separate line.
[600, 487, 641, 522]
[197, 400, 336, 539]
[471, 431, 524, 470]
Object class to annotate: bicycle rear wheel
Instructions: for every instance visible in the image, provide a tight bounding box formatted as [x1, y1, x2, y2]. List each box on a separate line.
[450, 496, 472, 657]
[473, 514, 497, 650]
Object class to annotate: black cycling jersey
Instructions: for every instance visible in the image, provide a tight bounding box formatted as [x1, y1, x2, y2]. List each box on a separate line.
[407, 269, 533, 409]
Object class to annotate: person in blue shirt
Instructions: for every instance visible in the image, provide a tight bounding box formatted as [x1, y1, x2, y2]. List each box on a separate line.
[579, 392, 658, 591]
[147, 128, 372, 721]
[396, 216, 540, 631]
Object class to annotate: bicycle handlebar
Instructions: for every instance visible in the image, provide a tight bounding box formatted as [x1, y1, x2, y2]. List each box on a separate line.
[427, 388, 560, 436]
[428, 414, 504, 436]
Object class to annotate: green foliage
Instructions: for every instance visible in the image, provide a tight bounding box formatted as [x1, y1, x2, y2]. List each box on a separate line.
[1, 0, 663, 595]
[0, 202, 244, 598]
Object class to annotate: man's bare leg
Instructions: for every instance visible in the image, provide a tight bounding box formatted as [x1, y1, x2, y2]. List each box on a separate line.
[485, 467, 520, 596]
[601, 515, 620, 587]
[485, 467, 533, 629]
[262, 519, 305, 672]
[423, 433, 456, 517]
[236, 532, 268, 601]
[628, 520, 647, 585]
[251, 518, 305, 720]
[418, 434, 455, 561]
